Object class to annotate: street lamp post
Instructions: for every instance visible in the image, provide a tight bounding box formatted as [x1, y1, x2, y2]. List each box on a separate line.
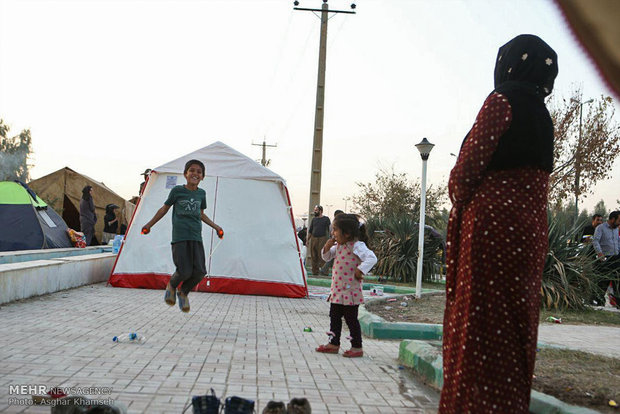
[326, 204, 334, 217]
[574, 98, 594, 220]
[414, 138, 434, 299]
[343, 196, 351, 212]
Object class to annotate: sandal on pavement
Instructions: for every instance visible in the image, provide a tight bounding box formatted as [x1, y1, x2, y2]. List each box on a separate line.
[164, 283, 176, 306]
[177, 292, 190, 313]
[343, 349, 364, 358]
[315, 344, 339, 354]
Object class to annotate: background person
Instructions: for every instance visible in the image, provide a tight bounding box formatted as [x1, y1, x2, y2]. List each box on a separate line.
[319, 209, 344, 275]
[103, 204, 120, 244]
[582, 213, 603, 243]
[139, 168, 152, 196]
[592, 211, 620, 306]
[79, 185, 97, 246]
[441, 34, 558, 413]
[307, 205, 330, 275]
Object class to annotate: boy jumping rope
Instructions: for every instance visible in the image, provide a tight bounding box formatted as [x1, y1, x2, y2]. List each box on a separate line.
[141, 159, 223, 313]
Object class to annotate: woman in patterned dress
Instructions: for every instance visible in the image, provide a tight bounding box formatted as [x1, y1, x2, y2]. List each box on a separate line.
[439, 35, 559, 413]
[315, 214, 377, 358]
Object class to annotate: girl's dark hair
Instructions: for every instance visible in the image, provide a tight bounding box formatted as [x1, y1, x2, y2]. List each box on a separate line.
[333, 214, 369, 246]
[184, 159, 205, 175]
[82, 185, 92, 201]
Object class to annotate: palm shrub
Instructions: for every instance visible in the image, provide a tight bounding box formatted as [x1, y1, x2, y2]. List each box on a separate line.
[542, 214, 606, 310]
[366, 215, 445, 283]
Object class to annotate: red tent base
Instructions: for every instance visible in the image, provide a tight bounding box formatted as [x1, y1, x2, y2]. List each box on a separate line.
[108, 273, 307, 298]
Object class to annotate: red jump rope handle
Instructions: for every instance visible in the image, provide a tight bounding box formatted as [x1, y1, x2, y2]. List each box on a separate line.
[141, 227, 150, 235]
[217, 229, 224, 239]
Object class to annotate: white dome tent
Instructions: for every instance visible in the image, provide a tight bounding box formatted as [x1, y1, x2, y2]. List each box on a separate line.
[109, 141, 307, 298]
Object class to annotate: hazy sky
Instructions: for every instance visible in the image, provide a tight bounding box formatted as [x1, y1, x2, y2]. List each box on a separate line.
[1, 0, 618, 219]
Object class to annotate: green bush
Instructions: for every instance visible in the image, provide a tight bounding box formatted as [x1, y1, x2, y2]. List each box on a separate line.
[542, 214, 606, 310]
[366, 216, 445, 283]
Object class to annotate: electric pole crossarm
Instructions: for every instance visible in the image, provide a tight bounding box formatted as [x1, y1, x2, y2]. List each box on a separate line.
[252, 140, 277, 167]
[293, 7, 355, 14]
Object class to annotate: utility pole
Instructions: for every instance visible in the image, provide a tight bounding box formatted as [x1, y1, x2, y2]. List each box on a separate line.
[293, 0, 355, 229]
[252, 139, 277, 167]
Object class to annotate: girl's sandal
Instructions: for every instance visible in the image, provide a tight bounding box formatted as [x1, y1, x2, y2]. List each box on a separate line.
[315, 344, 339, 354]
[343, 349, 364, 358]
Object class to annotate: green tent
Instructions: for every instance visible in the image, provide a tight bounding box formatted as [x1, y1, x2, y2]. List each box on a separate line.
[0, 181, 72, 251]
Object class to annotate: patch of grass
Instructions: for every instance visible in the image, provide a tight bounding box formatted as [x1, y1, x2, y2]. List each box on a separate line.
[534, 348, 619, 413]
[365, 294, 445, 324]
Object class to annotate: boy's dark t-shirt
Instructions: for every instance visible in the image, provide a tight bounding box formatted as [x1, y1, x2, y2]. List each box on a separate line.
[164, 185, 207, 244]
[103, 212, 118, 233]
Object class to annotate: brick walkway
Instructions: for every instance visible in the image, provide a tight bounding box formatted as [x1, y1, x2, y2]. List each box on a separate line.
[0, 283, 439, 413]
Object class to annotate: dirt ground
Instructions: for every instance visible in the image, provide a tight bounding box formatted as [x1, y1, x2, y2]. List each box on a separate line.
[365, 295, 620, 413]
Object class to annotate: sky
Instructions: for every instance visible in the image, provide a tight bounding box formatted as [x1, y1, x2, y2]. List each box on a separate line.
[1, 0, 618, 220]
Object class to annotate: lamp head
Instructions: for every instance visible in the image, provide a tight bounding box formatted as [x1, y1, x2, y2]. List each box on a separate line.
[415, 138, 435, 160]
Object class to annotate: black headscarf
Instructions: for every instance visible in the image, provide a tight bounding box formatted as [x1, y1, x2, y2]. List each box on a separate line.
[486, 34, 559, 173]
[494, 34, 558, 98]
[82, 185, 93, 201]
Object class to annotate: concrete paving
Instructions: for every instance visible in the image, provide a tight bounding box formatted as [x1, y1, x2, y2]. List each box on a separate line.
[0, 283, 439, 413]
[538, 323, 620, 358]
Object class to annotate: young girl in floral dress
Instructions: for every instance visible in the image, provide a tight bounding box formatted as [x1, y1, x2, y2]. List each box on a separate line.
[315, 214, 377, 357]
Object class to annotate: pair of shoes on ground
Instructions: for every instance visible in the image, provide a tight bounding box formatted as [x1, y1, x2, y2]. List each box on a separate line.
[315, 344, 363, 358]
[262, 398, 311, 414]
[164, 283, 190, 312]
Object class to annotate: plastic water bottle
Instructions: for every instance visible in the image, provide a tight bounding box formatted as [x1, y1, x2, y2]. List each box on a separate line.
[113, 235, 123, 254]
[112, 332, 146, 344]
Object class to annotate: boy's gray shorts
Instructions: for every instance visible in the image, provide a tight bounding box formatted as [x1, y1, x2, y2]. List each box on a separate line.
[171, 240, 207, 277]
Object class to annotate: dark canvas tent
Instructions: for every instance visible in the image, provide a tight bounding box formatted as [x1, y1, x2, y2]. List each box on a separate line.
[29, 167, 135, 244]
[0, 181, 72, 251]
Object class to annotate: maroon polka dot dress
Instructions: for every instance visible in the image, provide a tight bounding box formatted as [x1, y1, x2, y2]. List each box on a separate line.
[439, 92, 549, 413]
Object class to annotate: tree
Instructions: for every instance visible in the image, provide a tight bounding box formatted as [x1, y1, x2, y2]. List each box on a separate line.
[592, 199, 608, 218]
[549, 87, 620, 214]
[351, 167, 447, 228]
[0, 119, 33, 182]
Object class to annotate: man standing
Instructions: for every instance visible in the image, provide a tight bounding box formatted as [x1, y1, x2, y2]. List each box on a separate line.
[307, 205, 331, 275]
[582, 214, 603, 242]
[319, 209, 344, 275]
[139, 168, 152, 196]
[592, 211, 620, 306]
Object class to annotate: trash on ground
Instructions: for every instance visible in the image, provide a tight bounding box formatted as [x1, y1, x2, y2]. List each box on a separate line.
[113, 332, 146, 344]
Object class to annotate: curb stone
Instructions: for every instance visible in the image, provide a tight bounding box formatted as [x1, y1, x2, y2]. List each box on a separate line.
[398, 340, 602, 414]
[358, 303, 443, 340]
[305, 277, 443, 295]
